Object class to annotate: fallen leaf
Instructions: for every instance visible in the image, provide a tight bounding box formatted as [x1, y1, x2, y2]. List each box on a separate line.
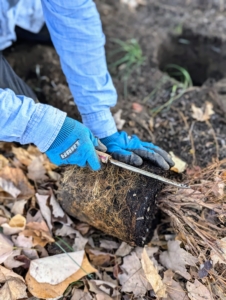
[186, 279, 212, 300]
[89, 280, 120, 299]
[22, 221, 54, 247]
[27, 155, 47, 182]
[113, 109, 126, 130]
[0, 265, 27, 300]
[12, 147, 32, 166]
[159, 240, 198, 280]
[2, 214, 26, 235]
[169, 152, 187, 173]
[132, 102, 143, 113]
[100, 239, 119, 250]
[71, 289, 92, 300]
[198, 261, 212, 279]
[0, 155, 9, 168]
[141, 247, 166, 298]
[11, 199, 27, 215]
[0, 166, 34, 199]
[211, 237, 226, 266]
[120, 0, 146, 9]
[118, 251, 151, 297]
[88, 249, 114, 267]
[12, 234, 33, 249]
[191, 102, 214, 122]
[4, 249, 25, 269]
[0, 234, 14, 264]
[163, 270, 189, 300]
[0, 178, 21, 198]
[26, 251, 97, 299]
[115, 242, 133, 257]
[73, 230, 88, 251]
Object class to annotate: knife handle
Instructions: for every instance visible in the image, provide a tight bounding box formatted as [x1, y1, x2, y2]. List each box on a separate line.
[96, 150, 111, 163]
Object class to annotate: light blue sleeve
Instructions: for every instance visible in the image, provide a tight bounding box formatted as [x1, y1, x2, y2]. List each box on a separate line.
[41, 0, 117, 138]
[0, 88, 66, 152]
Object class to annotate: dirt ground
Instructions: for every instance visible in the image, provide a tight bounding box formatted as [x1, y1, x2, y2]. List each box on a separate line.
[4, 0, 226, 169]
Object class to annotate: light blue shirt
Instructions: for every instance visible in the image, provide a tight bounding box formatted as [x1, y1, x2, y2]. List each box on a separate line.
[0, 0, 117, 152]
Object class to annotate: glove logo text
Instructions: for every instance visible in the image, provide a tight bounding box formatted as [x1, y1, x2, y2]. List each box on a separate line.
[60, 140, 80, 159]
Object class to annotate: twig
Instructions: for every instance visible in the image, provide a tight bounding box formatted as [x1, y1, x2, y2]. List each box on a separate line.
[188, 121, 196, 165]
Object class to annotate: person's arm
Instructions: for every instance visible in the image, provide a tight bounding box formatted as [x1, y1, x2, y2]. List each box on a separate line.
[0, 88, 66, 152]
[41, 0, 117, 139]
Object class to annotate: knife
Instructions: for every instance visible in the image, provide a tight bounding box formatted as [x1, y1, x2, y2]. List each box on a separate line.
[96, 150, 190, 189]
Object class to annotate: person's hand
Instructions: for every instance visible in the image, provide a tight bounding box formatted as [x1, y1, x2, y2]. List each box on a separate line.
[46, 117, 106, 171]
[101, 131, 174, 170]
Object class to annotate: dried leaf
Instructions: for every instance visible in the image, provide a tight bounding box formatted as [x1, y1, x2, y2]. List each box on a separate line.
[113, 109, 126, 130]
[22, 221, 54, 247]
[0, 155, 9, 168]
[26, 252, 97, 299]
[132, 102, 143, 113]
[88, 249, 114, 267]
[72, 231, 88, 251]
[169, 152, 187, 173]
[163, 270, 189, 300]
[0, 178, 21, 198]
[0, 166, 34, 199]
[89, 280, 120, 299]
[2, 215, 26, 235]
[118, 251, 151, 296]
[186, 279, 212, 300]
[11, 199, 27, 215]
[141, 248, 166, 298]
[12, 147, 32, 166]
[100, 239, 119, 250]
[4, 249, 25, 269]
[191, 102, 214, 122]
[27, 156, 47, 182]
[71, 289, 92, 300]
[115, 242, 133, 257]
[0, 234, 14, 264]
[159, 240, 198, 280]
[211, 237, 226, 266]
[0, 265, 27, 300]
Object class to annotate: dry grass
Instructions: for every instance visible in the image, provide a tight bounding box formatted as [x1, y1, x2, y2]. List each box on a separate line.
[158, 159, 226, 298]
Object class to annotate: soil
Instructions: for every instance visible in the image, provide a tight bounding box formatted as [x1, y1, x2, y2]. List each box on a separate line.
[4, 0, 226, 170]
[58, 162, 166, 247]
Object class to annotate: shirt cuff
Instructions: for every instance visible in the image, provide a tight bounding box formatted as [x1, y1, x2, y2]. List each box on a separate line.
[82, 110, 117, 139]
[22, 103, 67, 152]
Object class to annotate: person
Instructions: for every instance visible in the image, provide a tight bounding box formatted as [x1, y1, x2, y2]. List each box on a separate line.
[0, 0, 174, 171]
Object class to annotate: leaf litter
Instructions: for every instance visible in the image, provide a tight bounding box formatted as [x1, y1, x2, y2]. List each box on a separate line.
[0, 142, 225, 299]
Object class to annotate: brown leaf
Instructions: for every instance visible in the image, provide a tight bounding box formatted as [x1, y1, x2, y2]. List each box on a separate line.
[0, 155, 9, 169]
[0, 178, 20, 198]
[71, 289, 92, 300]
[186, 279, 212, 300]
[22, 221, 54, 247]
[0, 166, 34, 199]
[26, 252, 97, 299]
[0, 234, 14, 264]
[88, 280, 120, 299]
[2, 215, 26, 235]
[118, 251, 151, 297]
[141, 248, 166, 298]
[163, 270, 189, 300]
[11, 199, 27, 215]
[12, 147, 32, 166]
[159, 240, 198, 280]
[169, 152, 187, 173]
[27, 156, 47, 182]
[0, 265, 27, 300]
[191, 102, 214, 122]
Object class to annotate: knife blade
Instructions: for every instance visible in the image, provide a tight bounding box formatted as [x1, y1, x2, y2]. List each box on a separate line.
[96, 150, 190, 189]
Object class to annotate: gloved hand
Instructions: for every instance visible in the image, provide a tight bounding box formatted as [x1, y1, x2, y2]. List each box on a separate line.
[101, 131, 174, 170]
[46, 117, 106, 171]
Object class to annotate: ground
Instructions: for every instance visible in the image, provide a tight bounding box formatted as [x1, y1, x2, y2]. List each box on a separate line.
[1, 0, 226, 299]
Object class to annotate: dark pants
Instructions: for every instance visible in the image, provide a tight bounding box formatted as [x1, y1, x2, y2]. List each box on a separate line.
[0, 52, 37, 101]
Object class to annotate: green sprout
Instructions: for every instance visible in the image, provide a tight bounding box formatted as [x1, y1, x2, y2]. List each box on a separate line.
[108, 38, 146, 98]
[150, 64, 193, 116]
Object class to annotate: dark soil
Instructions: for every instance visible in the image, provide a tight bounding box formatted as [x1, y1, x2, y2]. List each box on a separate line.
[4, 0, 226, 169]
[58, 162, 166, 247]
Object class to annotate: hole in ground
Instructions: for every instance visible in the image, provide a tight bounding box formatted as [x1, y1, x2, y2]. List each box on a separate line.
[158, 29, 226, 86]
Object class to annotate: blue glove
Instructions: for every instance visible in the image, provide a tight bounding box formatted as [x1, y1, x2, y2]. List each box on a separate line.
[101, 131, 174, 170]
[46, 117, 106, 171]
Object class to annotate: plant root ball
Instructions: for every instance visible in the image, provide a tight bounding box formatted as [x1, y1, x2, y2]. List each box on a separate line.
[58, 162, 166, 246]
